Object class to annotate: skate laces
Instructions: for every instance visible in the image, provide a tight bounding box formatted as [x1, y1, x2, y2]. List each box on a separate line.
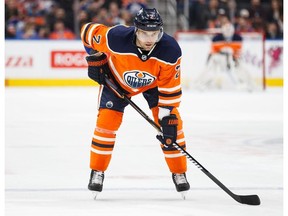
[91, 171, 104, 185]
[173, 173, 188, 184]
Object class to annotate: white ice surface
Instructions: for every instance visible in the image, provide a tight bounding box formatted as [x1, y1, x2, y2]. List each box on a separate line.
[5, 87, 283, 216]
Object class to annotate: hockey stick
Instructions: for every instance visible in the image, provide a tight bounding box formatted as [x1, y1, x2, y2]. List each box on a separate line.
[104, 78, 261, 205]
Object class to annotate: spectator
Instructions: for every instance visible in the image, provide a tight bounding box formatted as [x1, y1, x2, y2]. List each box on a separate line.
[78, 0, 93, 11]
[266, 0, 283, 32]
[125, 0, 147, 15]
[91, 7, 110, 26]
[38, 26, 50, 39]
[49, 21, 76, 39]
[218, 0, 230, 15]
[55, 8, 71, 29]
[5, 0, 19, 23]
[16, 21, 39, 39]
[46, 3, 60, 33]
[86, 0, 105, 21]
[5, 23, 17, 39]
[5, 0, 22, 37]
[189, 0, 210, 29]
[121, 9, 133, 26]
[267, 0, 283, 22]
[108, 1, 125, 26]
[207, 0, 220, 28]
[247, 0, 267, 31]
[265, 21, 283, 39]
[102, 0, 122, 9]
[235, 9, 255, 32]
[215, 8, 230, 28]
[46, 6, 74, 33]
[78, 10, 90, 32]
[56, 0, 75, 32]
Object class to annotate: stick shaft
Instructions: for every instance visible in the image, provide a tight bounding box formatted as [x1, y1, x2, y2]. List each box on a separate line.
[104, 78, 260, 205]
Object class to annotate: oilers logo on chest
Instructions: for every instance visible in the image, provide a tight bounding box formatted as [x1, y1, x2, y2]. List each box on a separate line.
[123, 71, 156, 88]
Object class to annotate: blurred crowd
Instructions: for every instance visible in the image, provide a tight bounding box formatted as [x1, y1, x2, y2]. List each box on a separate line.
[184, 0, 283, 39]
[5, 0, 283, 40]
[5, 0, 147, 39]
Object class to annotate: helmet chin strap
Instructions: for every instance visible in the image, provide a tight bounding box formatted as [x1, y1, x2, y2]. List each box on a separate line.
[135, 40, 157, 61]
[137, 44, 156, 54]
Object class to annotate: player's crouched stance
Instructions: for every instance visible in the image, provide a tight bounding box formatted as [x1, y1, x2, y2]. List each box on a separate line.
[82, 8, 190, 199]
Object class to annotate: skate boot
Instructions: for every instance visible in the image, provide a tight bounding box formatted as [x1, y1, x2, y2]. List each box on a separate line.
[172, 173, 190, 200]
[88, 170, 104, 199]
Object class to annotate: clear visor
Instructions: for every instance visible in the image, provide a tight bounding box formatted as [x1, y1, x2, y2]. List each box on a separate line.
[136, 28, 163, 43]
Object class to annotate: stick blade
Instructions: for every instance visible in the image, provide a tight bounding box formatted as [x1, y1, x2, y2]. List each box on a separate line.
[238, 194, 261, 205]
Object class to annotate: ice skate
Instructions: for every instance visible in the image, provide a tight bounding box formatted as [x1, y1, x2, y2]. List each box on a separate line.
[88, 170, 104, 199]
[172, 173, 190, 200]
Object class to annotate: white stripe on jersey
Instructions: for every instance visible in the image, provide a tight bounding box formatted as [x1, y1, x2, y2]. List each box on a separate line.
[150, 56, 182, 66]
[88, 24, 101, 46]
[80, 23, 90, 43]
[158, 85, 181, 92]
[91, 147, 113, 155]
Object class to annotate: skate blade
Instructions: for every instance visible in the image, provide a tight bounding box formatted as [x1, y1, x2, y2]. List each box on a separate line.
[180, 191, 188, 200]
[92, 191, 100, 200]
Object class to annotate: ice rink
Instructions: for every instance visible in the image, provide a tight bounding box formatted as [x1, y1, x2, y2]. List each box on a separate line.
[5, 87, 283, 216]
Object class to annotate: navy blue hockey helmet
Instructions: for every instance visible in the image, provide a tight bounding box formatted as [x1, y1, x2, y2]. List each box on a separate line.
[134, 8, 163, 31]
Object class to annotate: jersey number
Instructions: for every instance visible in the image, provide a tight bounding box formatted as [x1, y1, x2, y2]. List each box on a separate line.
[93, 35, 101, 44]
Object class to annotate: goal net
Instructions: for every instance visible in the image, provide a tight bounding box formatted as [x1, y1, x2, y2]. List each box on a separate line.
[176, 31, 265, 91]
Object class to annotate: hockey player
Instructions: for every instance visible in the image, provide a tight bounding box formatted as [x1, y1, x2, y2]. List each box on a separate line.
[81, 8, 190, 199]
[196, 17, 255, 91]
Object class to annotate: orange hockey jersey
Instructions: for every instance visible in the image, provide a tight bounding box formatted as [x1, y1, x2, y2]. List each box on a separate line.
[81, 23, 182, 107]
[210, 33, 243, 59]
